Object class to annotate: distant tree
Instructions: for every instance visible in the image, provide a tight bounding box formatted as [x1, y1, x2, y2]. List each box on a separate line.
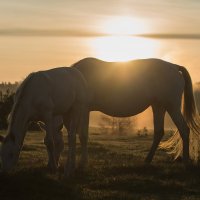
[0, 91, 14, 129]
[99, 114, 136, 134]
[0, 83, 18, 130]
[137, 127, 149, 137]
[0, 81, 19, 94]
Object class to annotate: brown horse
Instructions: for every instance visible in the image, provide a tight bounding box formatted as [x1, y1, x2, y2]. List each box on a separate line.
[46, 58, 200, 167]
[72, 58, 200, 165]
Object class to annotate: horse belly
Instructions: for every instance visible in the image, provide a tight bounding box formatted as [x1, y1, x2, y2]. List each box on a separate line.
[93, 91, 151, 117]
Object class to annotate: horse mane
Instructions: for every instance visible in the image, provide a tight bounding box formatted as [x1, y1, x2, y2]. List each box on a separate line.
[8, 73, 35, 136]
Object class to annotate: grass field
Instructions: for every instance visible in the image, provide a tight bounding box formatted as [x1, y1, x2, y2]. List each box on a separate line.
[0, 130, 200, 200]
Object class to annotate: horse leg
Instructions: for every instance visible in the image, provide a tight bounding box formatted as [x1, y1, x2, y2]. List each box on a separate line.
[42, 120, 63, 168]
[168, 108, 190, 164]
[145, 105, 166, 163]
[78, 109, 89, 169]
[63, 108, 79, 178]
[44, 113, 57, 172]
[53, 117, 64, 166]
[54, 129, 64, 166]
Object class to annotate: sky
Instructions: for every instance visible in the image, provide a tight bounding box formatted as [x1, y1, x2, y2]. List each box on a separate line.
[0, 0, 200, 82]
[0, 0, 200, 36]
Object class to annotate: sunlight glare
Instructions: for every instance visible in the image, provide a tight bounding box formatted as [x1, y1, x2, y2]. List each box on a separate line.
[102, 16, 148, 36]
[91, 36, 159, 62]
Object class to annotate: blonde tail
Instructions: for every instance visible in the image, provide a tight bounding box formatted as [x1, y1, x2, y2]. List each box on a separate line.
[160, 66, 200, 162]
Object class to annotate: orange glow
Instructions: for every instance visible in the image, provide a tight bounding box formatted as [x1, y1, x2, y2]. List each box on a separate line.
[91, 36, 159, 62]
[91, 17, 157, 62]
[102, 16, 149, 36]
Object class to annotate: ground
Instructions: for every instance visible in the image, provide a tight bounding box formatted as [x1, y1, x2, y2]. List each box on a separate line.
[0, 130, 200, 200]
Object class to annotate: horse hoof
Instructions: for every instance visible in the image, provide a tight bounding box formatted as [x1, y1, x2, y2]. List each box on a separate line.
[144, 157, 152, 164]
[63, 173, 71, 180]
[63, 170, 74, 180]
[64, 165, 75, 179]
[47, 163, 58, 174]
[184, 160, 193, 169]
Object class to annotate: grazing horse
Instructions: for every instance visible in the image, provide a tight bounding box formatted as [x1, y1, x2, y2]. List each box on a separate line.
[70, 58, 199, 165]
[0, 67, 88, 177]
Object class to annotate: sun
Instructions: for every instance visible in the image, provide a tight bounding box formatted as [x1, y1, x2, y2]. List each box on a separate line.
[91, 36, 159, 62]
[90, 16, 157, 62]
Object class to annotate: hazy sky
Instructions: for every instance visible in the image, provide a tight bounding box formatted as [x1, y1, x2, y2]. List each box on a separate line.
[0, 1, 200, 128]
[0, 0, 200, 36]
[0, 0, 200, 83]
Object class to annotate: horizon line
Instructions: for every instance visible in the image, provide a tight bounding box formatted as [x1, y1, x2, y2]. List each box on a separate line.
[0, 29, 200, 40]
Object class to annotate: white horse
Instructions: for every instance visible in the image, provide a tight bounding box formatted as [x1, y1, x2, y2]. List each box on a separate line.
[71, 58, 199, 164]
[0, 67, 88, 177]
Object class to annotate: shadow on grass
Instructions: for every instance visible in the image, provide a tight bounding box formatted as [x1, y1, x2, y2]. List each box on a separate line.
[89, 163, 200, 200]
[1, 134, 200, 200]
[0, 167, 83, 200]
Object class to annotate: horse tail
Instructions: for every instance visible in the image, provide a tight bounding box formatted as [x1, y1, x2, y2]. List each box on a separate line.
[160, 66, 200, 161]
[193, 84, 200, 115]
[179, 66, 200, 134]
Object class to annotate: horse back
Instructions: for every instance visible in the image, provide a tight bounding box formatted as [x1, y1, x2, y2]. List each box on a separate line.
[22, 67, 88, 115]
[73, 58, 185, 115]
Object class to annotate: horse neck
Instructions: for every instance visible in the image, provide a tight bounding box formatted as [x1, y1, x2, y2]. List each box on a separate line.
[8, 106, 30, 149]
[8, 73, 35, 149]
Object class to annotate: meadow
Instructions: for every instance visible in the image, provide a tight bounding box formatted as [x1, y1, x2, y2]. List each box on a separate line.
[0, 130, 200, 200]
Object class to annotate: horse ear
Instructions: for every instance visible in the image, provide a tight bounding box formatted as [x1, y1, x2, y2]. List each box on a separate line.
[37, 121, 46, 132]
[0, 135, 5, 142]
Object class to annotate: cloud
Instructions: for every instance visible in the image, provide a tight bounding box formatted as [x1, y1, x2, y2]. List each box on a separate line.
[0, 28, 200, 40]
[0, 29, 105, 37]
[136, 33, 200, 40]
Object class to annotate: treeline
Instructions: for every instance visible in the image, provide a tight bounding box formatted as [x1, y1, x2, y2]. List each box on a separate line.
[0, 89, 14, 129]
[0, 82, 40, 131]
[99, 114, 137, 134]
[0, 82, 19, 94]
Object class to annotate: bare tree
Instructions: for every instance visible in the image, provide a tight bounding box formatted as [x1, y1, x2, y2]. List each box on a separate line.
[99, 114, 136, 134]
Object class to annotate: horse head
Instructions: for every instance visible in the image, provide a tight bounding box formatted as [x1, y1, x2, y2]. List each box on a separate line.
[0, 135, 4, 142]
[0, 135, 5, 170]
[0, 133, 20, 172]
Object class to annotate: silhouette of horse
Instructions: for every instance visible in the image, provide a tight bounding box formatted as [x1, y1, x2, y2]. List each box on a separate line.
[71, 58, 199, 165]
[0, 67, 88, 177]
[44, 58, 200, 166]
